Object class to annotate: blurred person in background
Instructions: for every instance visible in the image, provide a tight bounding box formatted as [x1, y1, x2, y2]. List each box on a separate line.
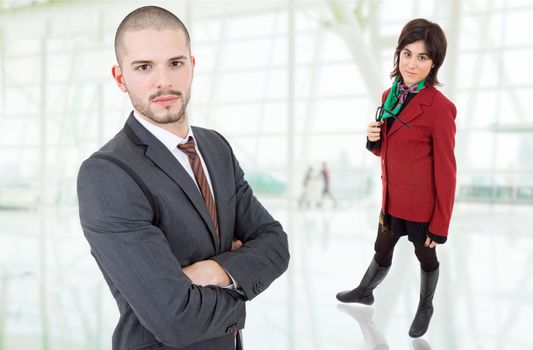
[298, 166, 314, 208]
[318, 162, 336, 208]
[336, 18, 456, 338]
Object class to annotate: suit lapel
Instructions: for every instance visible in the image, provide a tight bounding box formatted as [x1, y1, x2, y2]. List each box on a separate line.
[124, 114, 219, 250]
[193, 127, 229, 252]
[387, 87, 436, 138]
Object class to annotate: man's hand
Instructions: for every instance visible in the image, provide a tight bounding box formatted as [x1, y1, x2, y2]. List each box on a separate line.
[182, 259, 231, 287]
[182, 240, 243, 287]
[231, 239, 243, 251]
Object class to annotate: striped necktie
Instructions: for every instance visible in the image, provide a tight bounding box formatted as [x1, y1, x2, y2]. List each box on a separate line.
[178, 137, 219, 240]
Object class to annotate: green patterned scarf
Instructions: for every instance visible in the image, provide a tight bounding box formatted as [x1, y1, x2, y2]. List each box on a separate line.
[380, 77, 426, 121]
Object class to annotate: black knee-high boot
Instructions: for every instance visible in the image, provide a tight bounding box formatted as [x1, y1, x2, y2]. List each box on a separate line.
[409, 266, 439, 338]
[336, 258, 390, 305]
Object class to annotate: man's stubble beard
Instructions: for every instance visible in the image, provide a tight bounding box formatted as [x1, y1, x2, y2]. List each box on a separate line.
[129, 87, 191, 125]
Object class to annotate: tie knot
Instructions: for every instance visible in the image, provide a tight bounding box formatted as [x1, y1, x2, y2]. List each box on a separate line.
[178, 137, 198, 157]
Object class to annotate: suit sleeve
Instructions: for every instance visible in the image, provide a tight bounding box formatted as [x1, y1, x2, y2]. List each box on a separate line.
[428, 102, 457, 237]
[77, 158, 246, 349]
[210, 138, 290, 301]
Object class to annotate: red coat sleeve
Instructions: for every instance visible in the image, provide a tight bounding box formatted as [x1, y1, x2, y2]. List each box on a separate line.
[366, 89, 392, 157]
[428, 101, 457, 237]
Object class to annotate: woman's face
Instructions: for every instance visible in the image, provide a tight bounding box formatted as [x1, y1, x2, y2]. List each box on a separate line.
[399, 40, 433, 86]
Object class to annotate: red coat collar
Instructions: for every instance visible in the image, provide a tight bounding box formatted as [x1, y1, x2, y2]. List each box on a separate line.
[387, 86, 437, 137]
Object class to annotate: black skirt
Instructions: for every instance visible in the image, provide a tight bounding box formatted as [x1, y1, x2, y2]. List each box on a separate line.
[379, 211, 428, 244]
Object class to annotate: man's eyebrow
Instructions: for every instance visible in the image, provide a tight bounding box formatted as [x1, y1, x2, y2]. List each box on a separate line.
[130, 56, 187, 66]
[130, 60, 153, 66]
[168, 55, 187, 61]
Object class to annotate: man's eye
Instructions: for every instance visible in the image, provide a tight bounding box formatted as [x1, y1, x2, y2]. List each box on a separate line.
[171, 61, 183, 67]
[137, 64, 150, 71]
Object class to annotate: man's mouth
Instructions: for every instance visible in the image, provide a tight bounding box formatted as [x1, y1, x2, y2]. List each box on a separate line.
[152, 95, 180, 106]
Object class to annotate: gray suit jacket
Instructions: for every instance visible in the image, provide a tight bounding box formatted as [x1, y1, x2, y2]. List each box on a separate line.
[77, 113, 290, 350]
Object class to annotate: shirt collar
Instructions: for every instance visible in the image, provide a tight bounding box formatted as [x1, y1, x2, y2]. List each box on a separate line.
[133, 110, 194, 152]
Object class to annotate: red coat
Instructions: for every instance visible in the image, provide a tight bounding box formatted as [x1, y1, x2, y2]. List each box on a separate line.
[369, 86, 457, 238]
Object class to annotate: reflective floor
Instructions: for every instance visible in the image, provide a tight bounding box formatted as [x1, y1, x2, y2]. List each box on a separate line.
[249, 199, 533, 350]
[1, 199, 532, 349]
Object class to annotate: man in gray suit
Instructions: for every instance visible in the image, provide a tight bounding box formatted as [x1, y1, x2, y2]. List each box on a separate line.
[77, 6, 290, 350]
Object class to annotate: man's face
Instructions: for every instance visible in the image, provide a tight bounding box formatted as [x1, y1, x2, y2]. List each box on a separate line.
[112, 28, 195, 126]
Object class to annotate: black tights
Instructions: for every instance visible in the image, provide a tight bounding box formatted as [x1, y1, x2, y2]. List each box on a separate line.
[373, 223, 439, 272]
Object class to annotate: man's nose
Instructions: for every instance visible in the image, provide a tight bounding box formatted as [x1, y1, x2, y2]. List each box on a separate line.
[154, 67, 173, 89]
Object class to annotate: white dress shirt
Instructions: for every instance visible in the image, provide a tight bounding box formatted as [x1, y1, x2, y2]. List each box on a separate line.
[133, 111, 215, 199]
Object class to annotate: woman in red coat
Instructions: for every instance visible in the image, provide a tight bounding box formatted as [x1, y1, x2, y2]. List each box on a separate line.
[337, 18, 456, 338]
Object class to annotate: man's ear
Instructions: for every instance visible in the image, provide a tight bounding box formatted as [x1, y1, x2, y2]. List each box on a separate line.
[111, 65, 128, 92]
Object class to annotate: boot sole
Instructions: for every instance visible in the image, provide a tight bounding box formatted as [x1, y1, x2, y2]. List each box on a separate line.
[336, 294, 374, 305]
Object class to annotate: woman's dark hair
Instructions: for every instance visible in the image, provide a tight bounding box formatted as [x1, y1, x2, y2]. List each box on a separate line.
[390, 18, 447, 86]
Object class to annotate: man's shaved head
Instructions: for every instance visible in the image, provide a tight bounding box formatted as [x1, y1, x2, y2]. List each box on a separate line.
[114, 5, 191, 65]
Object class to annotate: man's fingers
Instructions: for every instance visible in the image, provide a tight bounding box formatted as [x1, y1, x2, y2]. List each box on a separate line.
[231, 240, 243, 251]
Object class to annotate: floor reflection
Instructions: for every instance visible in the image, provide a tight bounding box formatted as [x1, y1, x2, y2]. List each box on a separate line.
[1, 201, 533, 349]
[337, 304, 435, 350]
[412, 338, 432, 350]
[337, 304, 391, 350]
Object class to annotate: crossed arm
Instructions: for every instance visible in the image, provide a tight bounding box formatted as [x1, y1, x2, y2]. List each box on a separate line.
[182, 239, 242, 287]
[78, 150, 289, 347]
[78, 158, 248, 348]
[182, 133, 290, 293]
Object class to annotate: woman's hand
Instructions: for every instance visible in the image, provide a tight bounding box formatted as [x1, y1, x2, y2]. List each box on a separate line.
[367, 121, 383, 142]
[424, 236, 438, 249]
